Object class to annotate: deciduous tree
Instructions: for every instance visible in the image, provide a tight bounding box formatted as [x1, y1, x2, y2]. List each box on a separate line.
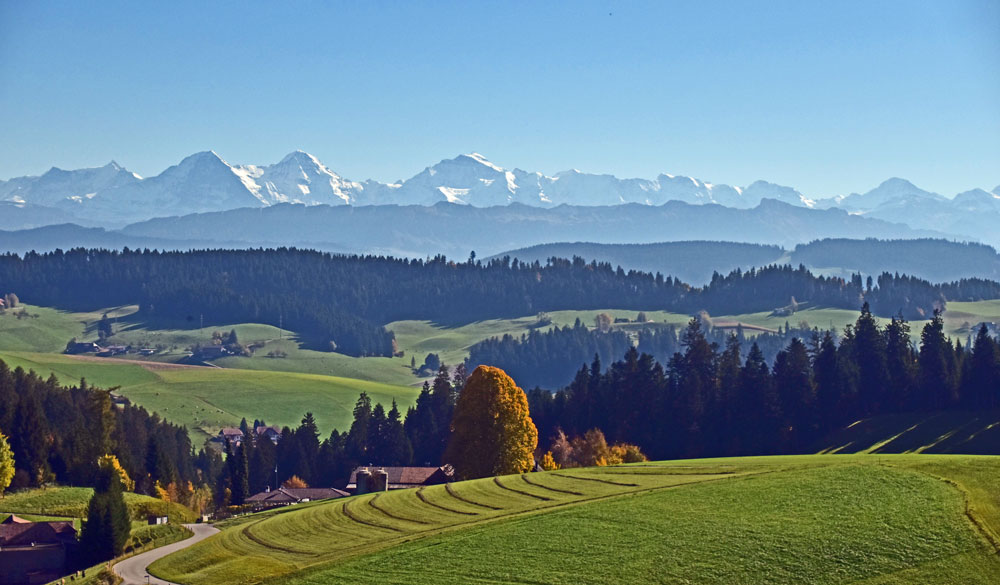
[445, 366, 538, 480]
[0, 431, 13, 497]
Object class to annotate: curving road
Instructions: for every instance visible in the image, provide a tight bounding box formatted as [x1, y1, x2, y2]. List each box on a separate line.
[114, 523, 219, 585]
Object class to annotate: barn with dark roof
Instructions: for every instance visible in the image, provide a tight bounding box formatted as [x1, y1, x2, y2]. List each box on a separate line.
[0, 515, 78, 584]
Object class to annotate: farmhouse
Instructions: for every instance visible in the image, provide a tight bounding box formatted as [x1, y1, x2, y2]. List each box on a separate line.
[196, 346, 231, 360]
[218, 427, 244, 446]
[0, 515, 78, 585]
[255, 425, 281, 444]
[98, 345, 127, 357]
[245, 487, 349, 510]
[346, 465, 454, 494]
[65, 341, 102, 354]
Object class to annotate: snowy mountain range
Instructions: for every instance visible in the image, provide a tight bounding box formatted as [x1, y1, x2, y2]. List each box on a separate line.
[1, 151, 997, 241]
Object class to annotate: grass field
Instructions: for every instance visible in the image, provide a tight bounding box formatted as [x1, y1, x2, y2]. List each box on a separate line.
[0, 351, 417, 443]
[149, 455, 1000, 585]
[2, 300, 998, 446]
[0, 486, 197, 523]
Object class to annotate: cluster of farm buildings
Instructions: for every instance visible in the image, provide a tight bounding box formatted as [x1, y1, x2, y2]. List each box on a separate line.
[214, 424, 455, 509]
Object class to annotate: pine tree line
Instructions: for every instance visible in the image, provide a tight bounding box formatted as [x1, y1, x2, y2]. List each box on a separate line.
[528, 305, 1000, 460]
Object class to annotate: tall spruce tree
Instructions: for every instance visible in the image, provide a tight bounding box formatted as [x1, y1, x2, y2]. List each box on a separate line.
[231, 443, 250, 505]
[919, 311, 957, 410]
[81, 463, 130, 563]
[964, 324, 1000, 408]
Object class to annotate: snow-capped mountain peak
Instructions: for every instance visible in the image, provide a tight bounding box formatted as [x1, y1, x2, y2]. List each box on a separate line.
[742, 180, 815, 208]
[457, 152, 505, 173]
[837, 177, 944, 212]
[2, 151, 996, 230]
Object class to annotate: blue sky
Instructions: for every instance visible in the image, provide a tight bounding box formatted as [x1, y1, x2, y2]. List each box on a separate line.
[0, 0, 997, 197]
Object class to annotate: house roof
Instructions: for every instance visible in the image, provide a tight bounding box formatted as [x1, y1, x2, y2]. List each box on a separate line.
[347, 466, 454, 488]
[255, 425, 280, 435]
[219, 428, 243, 437]
[246, 487, 348, 504]
[0, 516, 76, 546]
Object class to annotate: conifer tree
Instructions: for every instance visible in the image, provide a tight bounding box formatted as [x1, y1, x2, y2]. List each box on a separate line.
[964, 324, 1000, 408]
[347, 393, 372, 462]
[81, 463, 130, 563]
[231, 443, 250, 505]
[384, 400, 413, 466]
[404, 383, 439, 465]
[919, 311, 957, 409]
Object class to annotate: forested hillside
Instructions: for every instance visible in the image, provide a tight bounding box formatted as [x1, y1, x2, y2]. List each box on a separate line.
[0, 360, 215, 497]
[2, 249, 998, 357]
[491, 241, 785, 285]
[790, 238, 1000, 282]
[468, 319, 830, 389]
[496, 238, 1000, 285]
[528, 308, 1000, 461]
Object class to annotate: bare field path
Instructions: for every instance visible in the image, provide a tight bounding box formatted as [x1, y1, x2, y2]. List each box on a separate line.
[114, 524, 220, 585]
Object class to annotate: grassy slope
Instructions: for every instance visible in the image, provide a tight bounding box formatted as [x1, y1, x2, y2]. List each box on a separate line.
[0, 351, 416, 443]
[2, 301, 995, 384]
[1, 301, 997, 444]
[0, 486, 197, 522]
[150, 455, 1000, 585]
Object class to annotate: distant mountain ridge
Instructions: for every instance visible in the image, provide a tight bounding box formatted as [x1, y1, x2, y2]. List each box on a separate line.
[115, 198, 955, 257]
[494, 238, 1000, 285]
[2, 152, 995, 237]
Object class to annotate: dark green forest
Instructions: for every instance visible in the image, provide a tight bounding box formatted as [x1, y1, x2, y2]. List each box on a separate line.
[223, 306, 1000, 494]
[467, 318, 845, 389]
[528, 307, 1000, 460]
[3, 248, 999, 356]
[0, 360, 215, 492]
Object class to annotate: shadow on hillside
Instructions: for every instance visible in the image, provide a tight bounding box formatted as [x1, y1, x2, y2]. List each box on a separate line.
[818, 410, 1000, 455]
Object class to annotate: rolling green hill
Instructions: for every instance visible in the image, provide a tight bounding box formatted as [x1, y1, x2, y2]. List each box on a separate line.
[149, 455, 1000, 585]
[3, 301, 999, 446]
[0, 351, 416, 443]
[0, 486, 196, 523]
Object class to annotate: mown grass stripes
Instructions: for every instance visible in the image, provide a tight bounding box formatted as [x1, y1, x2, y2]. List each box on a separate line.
[445, 483, 503, 510]
[493, 476, 553, 501]
[520, 473, 584, 495]
[368, 494, 431, 525]
[341, 501, 403, 533]
[415, 488, 478, 516]
[552, 472, 639, 487]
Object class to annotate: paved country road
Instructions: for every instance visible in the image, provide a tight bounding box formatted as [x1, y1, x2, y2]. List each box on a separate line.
[114, 523, 220, 585]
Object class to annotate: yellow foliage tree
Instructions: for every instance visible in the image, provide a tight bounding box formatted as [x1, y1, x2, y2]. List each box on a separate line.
[282, 475, 309, 489]
[154, 480, 170, 501]
[97, 454, 134, 492]
[445, 365, 538, 480]
[610, 443, 647, 464]
[0, 431, 14, 497]
[540, 451, 559, 471]
[570, 428, 611, 467]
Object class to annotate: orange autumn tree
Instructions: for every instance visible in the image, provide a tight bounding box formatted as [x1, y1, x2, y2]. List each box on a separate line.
[282, 475, 309, 489]
[445, 365, 538, 480]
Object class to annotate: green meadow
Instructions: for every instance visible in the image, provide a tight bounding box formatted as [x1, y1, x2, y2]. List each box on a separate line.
[2, 300, 999, 445]
[0, 350, 417, 443]
[150, 455, 1000, 585]
[0, 486, 196, 523]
